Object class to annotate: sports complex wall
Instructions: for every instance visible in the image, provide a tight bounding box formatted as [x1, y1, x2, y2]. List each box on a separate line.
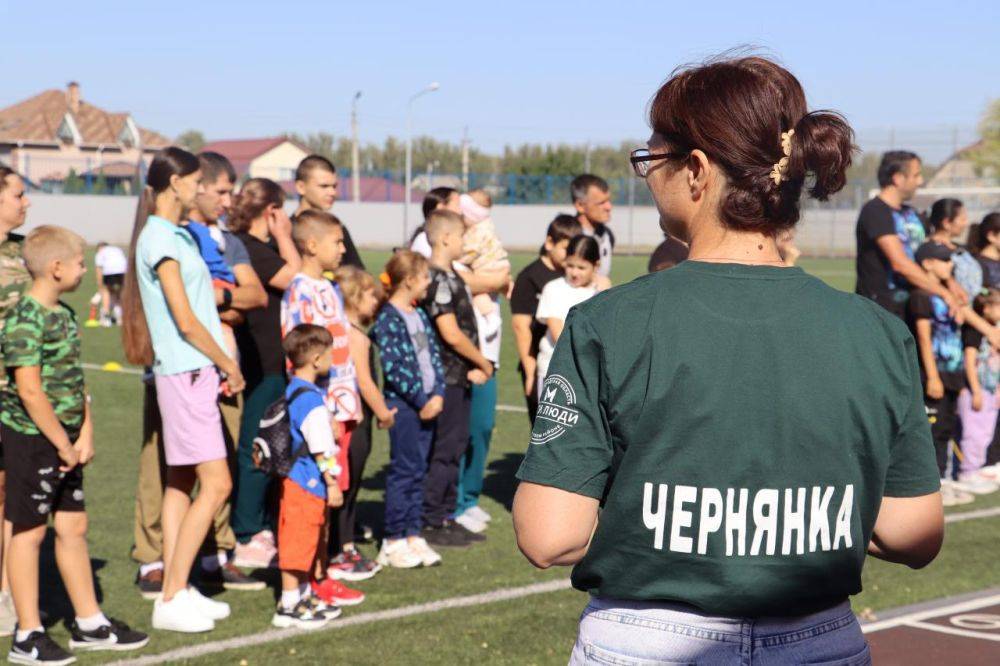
[16, 193, 994, 257]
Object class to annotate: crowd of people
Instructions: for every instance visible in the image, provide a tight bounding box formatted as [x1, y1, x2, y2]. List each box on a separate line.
[854, 150, 1000, 506]
[0, 148, 625, 662]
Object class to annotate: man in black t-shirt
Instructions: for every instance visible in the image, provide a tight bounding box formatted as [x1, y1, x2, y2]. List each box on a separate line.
[511, 215, 581, 422]
[855, 150, 958, 319]
[571, 175, 614, 277]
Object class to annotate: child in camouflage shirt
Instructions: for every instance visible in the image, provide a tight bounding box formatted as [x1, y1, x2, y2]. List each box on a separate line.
[1, 226, 147, 664]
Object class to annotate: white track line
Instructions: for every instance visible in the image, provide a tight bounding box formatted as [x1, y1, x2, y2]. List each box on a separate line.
[863, 593, 1000, 633]
[945, 506, 1000, 523]
[903, 620, 1000, 642]
[109, 579, 573, 666]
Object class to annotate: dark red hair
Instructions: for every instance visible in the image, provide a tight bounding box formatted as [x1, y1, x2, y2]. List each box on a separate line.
[649, 55, 856, 235]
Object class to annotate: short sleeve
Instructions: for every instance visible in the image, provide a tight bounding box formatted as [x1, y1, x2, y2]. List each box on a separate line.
[962, 325, 983, 350]
[535, 282, 567, 322]
[516, 311, 612, 499]
[410, 232, 432, 259]
[139, 225, 180, 273]
[3, 304, 42, 369]
[424, 274, 457, 320]
[859, 202, 896, 241]
[885, 334, 942, 496]
[908, 292, 932, 320]
[247, 241, 285, 287]
[510, 267, 540, 315]
[224, 233, 250, 267]
[300, 404, 336, 456]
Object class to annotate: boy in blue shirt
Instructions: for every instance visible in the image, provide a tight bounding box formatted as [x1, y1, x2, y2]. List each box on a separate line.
[273, 324, 344, 629]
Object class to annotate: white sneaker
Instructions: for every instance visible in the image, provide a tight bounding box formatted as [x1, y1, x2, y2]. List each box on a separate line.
[953, 474, 999, 495]
[186, 586, 231, 620]
[465, 506, 492, 523]
[376, 539, 423, 569]
[941, 482, 975, 507]
[407, 537, 442, 567]
[152, 589, 215, 633]
[974, 464, 1000, 481]
[454, 511, 487, 534]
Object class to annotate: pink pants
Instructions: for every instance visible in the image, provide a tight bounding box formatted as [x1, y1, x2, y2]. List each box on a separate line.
[958, 389, 999, 473]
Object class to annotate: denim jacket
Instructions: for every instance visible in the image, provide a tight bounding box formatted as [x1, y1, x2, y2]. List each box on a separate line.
[370, 304, 446, 410]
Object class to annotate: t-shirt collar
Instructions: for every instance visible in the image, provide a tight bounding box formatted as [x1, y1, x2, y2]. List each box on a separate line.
[676, 260, 805, 280]
[148, 215, 188, 236]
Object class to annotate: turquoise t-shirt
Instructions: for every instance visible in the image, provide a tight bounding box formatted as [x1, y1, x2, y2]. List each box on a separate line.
[517, 261, 940, 617]
[136, 215, 226, 376]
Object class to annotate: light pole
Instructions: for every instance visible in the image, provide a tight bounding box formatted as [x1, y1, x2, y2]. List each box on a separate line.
[351, 91, 362, 203]
[404, 82, 439, 244]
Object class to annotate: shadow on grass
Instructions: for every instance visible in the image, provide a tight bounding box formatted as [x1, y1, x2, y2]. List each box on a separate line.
[482, 452, 523, 512]
[38, 529, 106, 629]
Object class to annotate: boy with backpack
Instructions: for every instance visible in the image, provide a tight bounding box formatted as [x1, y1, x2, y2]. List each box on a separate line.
[269, 324, 344, 629]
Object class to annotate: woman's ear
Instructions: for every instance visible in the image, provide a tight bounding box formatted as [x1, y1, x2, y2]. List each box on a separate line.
[686, 149, 713, 199]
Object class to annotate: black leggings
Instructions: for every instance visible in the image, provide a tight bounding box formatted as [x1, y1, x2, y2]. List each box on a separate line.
[331, 416, 372, 552]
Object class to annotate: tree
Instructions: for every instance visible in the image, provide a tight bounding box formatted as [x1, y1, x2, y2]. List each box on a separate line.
[970, 99, 1000, 178]
[93, 174, 108, 195]
[63, 168, 84, 194]
[176, 129, 205, 152]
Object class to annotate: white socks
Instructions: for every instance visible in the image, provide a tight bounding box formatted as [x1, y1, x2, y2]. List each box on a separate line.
[75, 612, 110, 632]
[281, 588, 301, 611]
[139, 561, 163, 577]
[15, 627, 42, 642]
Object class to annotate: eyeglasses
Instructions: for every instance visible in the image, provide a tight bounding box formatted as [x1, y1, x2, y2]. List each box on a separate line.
[629, 148, 689, 178]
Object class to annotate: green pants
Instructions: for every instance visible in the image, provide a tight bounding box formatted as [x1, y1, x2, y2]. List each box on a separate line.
[232, 374, 285, 543]
[456, 376, 497, 516]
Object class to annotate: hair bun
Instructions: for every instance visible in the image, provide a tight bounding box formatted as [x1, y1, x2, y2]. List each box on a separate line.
[788, 111, 856, 201]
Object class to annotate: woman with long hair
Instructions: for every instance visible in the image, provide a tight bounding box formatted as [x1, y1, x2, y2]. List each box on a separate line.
[122, 146, 245, 632]
[226, 178, 302, 569]
[513, 55, 944, 664]
[927, 198, 982, 300]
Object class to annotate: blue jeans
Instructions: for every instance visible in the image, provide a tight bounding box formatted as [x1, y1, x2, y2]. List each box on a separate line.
[570, 597, 870, 665]
[384, 399, 434, 539]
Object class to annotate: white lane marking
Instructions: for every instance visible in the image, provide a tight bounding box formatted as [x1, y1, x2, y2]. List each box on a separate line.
[109, 578, 573, 665]
[863, 594, 1000, 633]
[497, 403, 528, 413]
[945, 506, 1000, 523]
[903, 620, 1000, 642]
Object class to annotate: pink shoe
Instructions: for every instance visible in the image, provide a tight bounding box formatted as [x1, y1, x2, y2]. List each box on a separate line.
[233, 531, 278, 569]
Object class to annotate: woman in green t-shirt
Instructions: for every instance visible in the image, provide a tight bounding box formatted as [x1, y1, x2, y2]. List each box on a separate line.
[513, 55, 944, 665]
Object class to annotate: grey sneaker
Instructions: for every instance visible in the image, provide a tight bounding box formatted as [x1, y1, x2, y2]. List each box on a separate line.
[0, 591, 16, 637]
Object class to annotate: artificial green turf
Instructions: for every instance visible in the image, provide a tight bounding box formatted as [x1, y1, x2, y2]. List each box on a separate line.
[33, 251, 1000, 664]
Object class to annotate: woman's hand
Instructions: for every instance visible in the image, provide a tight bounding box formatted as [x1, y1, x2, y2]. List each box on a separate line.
[268, 207, 293, 240]
[973, 389, 984, 412]
[925, 376, 944, 400]
[220, 362, 246, 395]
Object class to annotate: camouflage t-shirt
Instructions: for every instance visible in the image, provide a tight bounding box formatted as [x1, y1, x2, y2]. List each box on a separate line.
[0, 234, 31, 386]
[1, 296, 84, 435]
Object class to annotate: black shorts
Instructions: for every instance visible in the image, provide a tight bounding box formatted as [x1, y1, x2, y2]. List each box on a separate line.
[102, 274, 124, 291]
[0, 425, 84, 528]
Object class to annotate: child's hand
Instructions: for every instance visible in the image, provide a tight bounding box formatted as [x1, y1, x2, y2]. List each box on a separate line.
[57, 444, 80, 473]
[926, 377, 945, 400]
[973, 389, 984, 412]
[327, 484, 344, 508]
[468, 369, 488, 385]
[377, 407, 398, 429]
[73, 430, 95, 466]
[419, 396, 443, 421]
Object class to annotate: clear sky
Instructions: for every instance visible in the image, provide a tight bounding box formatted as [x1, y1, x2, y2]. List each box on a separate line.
[2, 0, 997, 162]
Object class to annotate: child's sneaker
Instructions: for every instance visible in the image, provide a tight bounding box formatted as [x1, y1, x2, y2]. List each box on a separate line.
[977, 464, 1000, 480]
[152, 589, 214, 633]
[200, 562, 266, 591]
[233, 531, 277, 569]
[940, 481, 975, 507]
[454, 511, 487, 534]
[67, 617, 149, 652]
[408, 537, 443, 567]
[954, 473, 999, 495]
[311, 578, 365, 606]
[186, 587, 231, 620]
[376, 539, 423, 569]
[328, 548, 381, 581]
[465, 506, 492, 524]
[8, 630, 75, 665]
[135, 567, 163, 600]
[304, 595, 343, 621]
[271, 599, 328, 630]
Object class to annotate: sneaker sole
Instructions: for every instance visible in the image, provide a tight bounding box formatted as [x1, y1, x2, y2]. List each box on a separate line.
[328, 569, 377, 582]
[232, 558, 276, 570]
[139, 589, 162, 601]
[326, 596, 364, 607]
[8, 653, 76, 666]
[271, 614, 328, 630]
[221, 580, 267, 591]
[68, 636, 151, 652]
[151, 619, 214, 633]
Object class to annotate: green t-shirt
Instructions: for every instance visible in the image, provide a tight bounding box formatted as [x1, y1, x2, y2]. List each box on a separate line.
[517, 261, 940, 617]
[1, 296, 85, 435]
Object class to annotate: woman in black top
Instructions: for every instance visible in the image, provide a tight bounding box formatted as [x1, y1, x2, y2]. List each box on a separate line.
[227, 178, 301, 562]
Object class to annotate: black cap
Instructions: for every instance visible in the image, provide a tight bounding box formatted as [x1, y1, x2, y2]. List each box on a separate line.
[915, 241, 954, 264]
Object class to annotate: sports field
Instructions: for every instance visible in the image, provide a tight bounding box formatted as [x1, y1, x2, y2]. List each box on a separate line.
[41, 252, 1000, 665]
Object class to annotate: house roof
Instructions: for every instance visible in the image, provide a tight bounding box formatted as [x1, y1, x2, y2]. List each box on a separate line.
[0, 87, 169, 148]
[201, 136, 310, 176]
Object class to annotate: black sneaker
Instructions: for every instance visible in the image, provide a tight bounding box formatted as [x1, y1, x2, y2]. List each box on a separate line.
[421, 523, 471, 548]
[448, 520, 486, 544]
[135, 567, 163, 600]
[304, 595, 343, 621]
[200, 562, 266, 591]
[271, 599, 329, 630]
[8, 630, 75, 665]
[68, 617, 149, 652]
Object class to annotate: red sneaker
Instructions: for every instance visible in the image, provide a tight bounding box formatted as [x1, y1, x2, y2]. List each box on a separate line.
[311, 578, 365, 606]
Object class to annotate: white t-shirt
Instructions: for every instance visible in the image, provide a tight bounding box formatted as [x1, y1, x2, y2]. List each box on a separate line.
[410, 231, 432, 259]
[95, 245, 128, 276]
[535, 277, 597, 388]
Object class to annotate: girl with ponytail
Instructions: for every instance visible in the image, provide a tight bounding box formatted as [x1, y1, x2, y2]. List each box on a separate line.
[514, 54, 943, 663]
[123, 146, 245, 633]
